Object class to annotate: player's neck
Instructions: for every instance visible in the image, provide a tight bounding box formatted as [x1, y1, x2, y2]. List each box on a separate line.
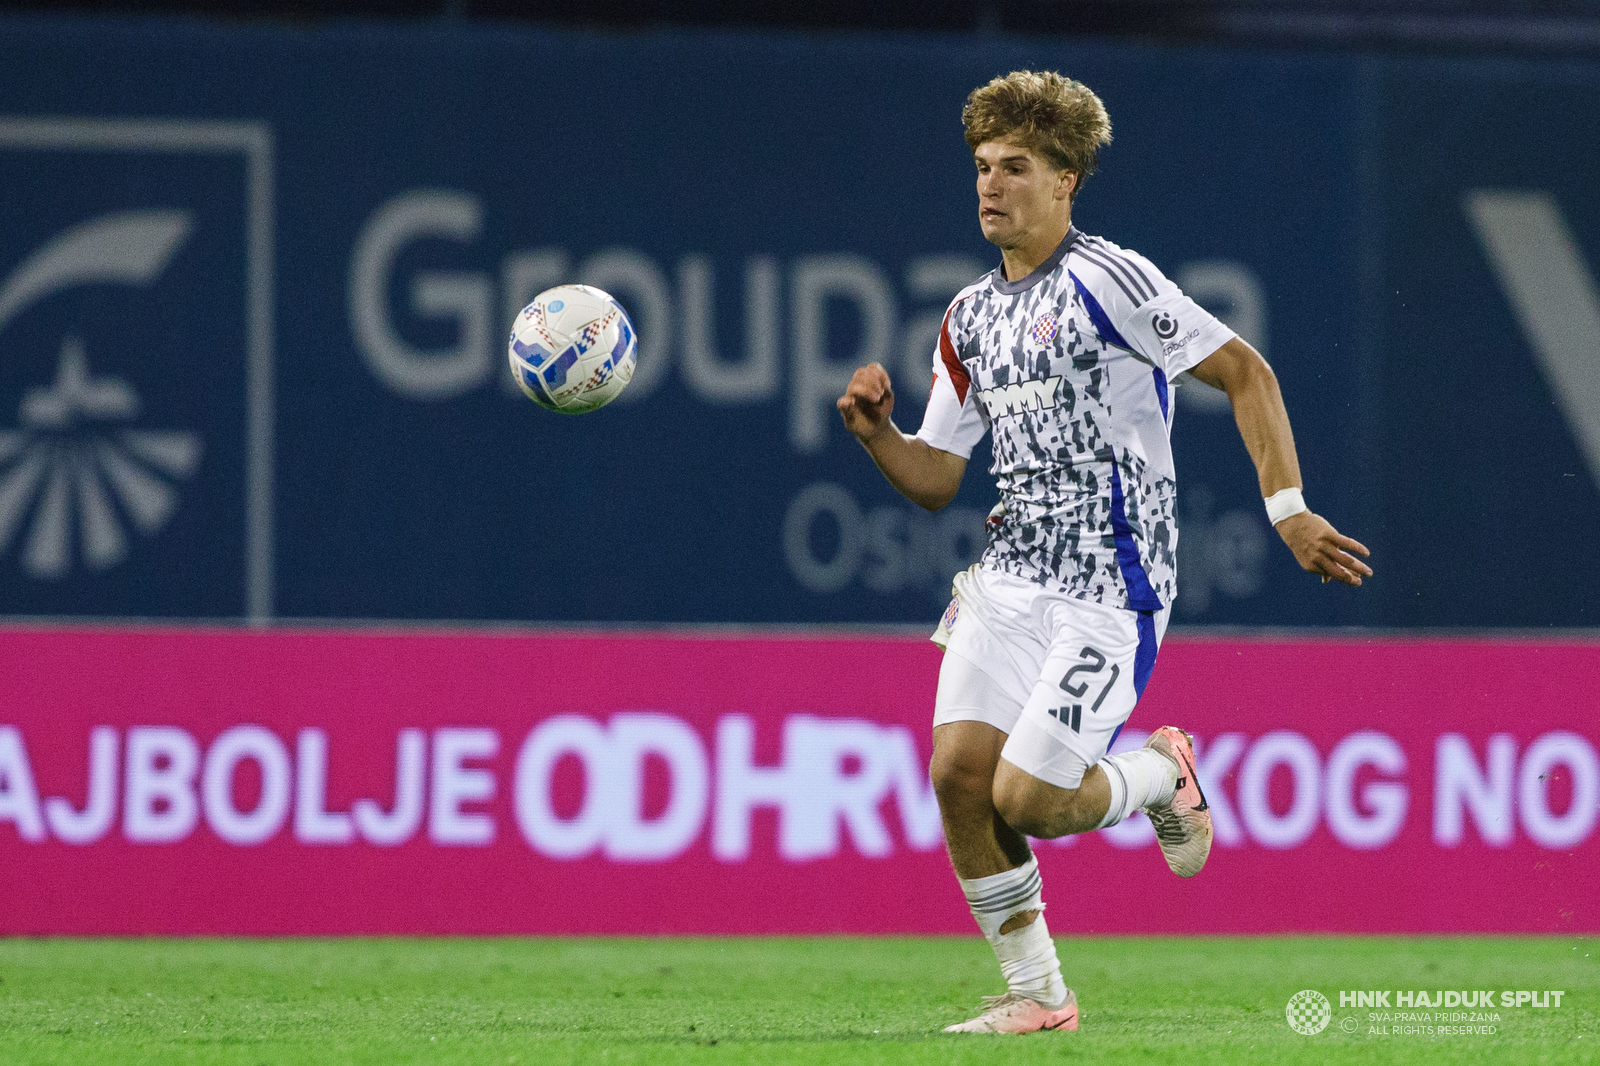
[999, 214, 1073, 282]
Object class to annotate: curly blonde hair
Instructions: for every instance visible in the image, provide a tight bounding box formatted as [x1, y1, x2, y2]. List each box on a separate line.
[962, 70, 1112, 200]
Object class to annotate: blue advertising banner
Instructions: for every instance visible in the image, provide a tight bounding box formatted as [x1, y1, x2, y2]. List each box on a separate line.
[1372, 56, 1600, 627]
[0, 17, 1594, 626]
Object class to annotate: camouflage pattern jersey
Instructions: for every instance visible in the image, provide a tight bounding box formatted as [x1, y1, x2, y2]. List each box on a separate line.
[914, 228, 1236, 612]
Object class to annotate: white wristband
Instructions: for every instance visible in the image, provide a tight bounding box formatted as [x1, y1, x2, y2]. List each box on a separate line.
[1265, 487, 1307, 526]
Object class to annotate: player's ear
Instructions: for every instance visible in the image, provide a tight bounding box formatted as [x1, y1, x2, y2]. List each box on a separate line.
[1058, 170, 1077, 201]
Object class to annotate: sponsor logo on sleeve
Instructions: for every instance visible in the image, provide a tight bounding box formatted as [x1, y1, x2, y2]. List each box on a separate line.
[1150, 309, 1202, 357]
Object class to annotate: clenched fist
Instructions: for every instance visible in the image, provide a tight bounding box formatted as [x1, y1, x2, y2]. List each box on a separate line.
[837, 363, 896, 442]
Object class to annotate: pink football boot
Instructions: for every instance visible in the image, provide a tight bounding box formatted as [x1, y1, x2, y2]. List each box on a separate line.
[943, 990, 1079, 1034]
[1143, 726, 1213, 878]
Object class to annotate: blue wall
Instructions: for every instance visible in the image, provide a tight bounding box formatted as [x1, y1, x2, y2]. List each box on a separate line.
[0, 17, 1595, 626]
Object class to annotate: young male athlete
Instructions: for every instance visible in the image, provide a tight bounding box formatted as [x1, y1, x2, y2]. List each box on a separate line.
[837, 70, 1372, 1034]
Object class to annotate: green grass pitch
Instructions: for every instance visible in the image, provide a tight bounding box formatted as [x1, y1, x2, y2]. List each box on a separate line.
[0, 936, 1593, 1064]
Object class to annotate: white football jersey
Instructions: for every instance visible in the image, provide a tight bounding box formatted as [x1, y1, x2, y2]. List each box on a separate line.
[916, 228, 1235, 611]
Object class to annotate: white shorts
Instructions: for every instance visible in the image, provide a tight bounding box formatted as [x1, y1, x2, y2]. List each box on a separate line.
[931, 564, 1170, 790]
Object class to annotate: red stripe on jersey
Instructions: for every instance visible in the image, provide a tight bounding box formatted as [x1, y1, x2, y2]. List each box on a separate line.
[938, 306, 971, 405]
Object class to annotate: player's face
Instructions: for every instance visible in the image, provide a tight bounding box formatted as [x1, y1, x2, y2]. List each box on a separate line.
[973, 139, 1075, 248]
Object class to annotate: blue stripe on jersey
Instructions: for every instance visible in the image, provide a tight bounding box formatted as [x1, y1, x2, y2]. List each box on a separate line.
[1074, 268, 1169, 420]
[1069, 272, 1134, 351]
[1108, 459, 1165, 612]
[1106, 611, 1159, 751]
[1133, 611, 1158, 696]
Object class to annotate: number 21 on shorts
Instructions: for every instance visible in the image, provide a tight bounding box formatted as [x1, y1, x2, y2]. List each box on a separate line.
[1048, 646, 1119, 733]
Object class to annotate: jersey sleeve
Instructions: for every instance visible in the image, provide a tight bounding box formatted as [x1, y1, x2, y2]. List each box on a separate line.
[1072, 240, 1236, 378]
[913, 298, 988, 459]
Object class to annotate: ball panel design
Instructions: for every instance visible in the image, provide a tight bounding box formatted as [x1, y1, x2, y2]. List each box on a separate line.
[508, 284, 637, 413]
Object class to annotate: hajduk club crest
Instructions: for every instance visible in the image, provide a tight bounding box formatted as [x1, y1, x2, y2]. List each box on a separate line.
[1030, 311, 1060, 346]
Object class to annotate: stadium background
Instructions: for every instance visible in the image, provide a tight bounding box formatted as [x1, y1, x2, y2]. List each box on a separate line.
[0, 0, 1596, 949]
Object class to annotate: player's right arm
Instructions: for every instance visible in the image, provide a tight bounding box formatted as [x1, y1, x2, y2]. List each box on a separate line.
[837, 363, 967, 511]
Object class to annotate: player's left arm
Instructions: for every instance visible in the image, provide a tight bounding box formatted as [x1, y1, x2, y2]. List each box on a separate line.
[1188, 338, 1373, 587]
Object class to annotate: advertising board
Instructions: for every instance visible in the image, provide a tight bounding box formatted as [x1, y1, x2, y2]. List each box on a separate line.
[3, 626, 1593, 934]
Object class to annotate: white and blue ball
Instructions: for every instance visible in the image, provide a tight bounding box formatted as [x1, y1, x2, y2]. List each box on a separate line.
[508, 284, 636, 413]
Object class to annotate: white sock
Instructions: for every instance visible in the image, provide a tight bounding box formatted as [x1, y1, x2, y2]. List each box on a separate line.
[958, 856, 1068, 1007]
[994, 913, 1068, 1007]
[1094, 748, 1179, 829]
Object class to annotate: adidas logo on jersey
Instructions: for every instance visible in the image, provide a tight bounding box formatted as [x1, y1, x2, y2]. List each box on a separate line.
[977, 376, 1064, 417]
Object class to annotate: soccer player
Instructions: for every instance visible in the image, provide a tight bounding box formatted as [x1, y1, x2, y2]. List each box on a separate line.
[836, 70, 1371, 1034]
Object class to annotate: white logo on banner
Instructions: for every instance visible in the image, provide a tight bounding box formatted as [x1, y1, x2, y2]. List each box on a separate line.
[1, 721, 1596, 856]
[0, 211, 203, 577]
[348, 190, 1265, 450]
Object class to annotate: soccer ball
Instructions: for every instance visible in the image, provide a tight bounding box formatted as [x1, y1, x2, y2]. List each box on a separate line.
[508, 284, 637, 413]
